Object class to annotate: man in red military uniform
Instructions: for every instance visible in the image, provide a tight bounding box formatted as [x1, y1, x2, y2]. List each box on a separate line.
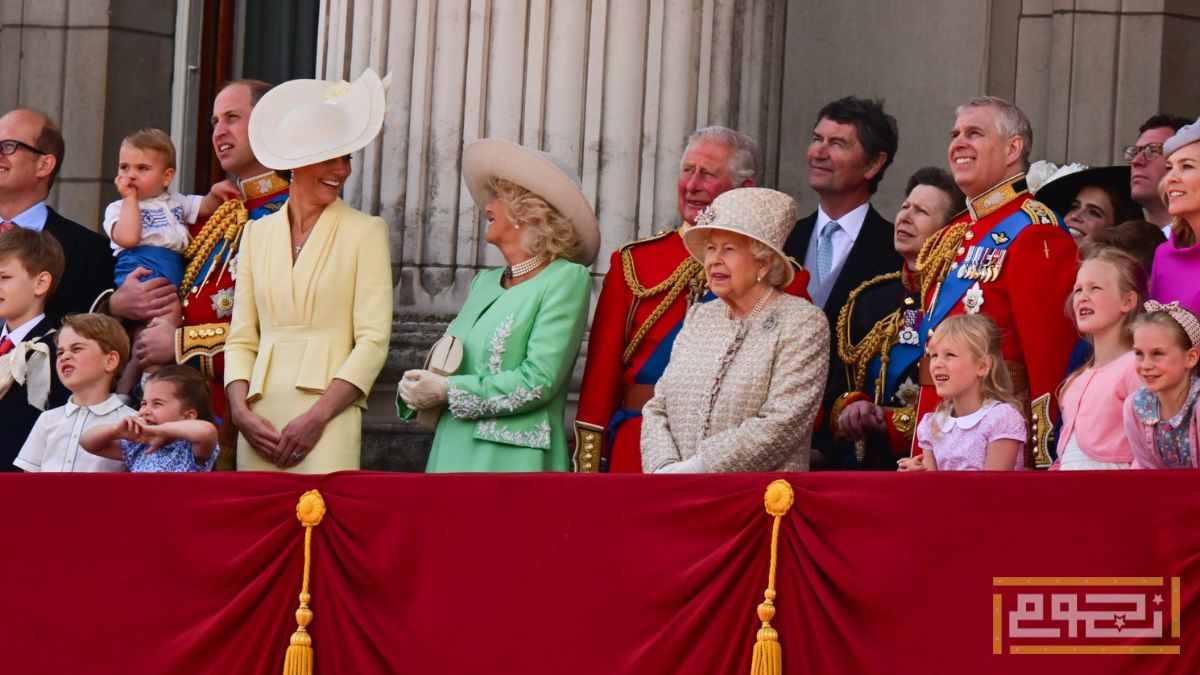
[111, 80, 289, 469]
[906, 97, 1077, 468]
[573, 127, 810, 473]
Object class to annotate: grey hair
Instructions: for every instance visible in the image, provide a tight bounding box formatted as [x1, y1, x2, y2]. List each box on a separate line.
[748, 238, 788, 288]
[956, 96, 1033, 169]
[683, 126, 757, 184]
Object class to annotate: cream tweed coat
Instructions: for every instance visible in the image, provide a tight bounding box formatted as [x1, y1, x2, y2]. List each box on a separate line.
[641, 292, 829, 472]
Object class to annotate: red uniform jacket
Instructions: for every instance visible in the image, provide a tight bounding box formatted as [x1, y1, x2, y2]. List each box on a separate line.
[913, 174, 1078, 467]
[175, 173, 289, 460]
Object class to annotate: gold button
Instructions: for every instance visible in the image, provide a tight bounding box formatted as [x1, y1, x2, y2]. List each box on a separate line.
[188, 330, 198, 338]
[216, 327, 225, 335]
[964, 230, 974, 240]
[957, 247, 966, 256]
[903, 297, 914, 307]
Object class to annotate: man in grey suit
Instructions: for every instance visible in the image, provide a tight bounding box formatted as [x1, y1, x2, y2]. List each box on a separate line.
[783, 96, 902, 469]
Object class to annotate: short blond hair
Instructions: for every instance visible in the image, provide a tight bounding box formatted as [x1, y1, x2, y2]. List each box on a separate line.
[60, 313, 131, 382]
[490, 177, 583, 262]
[122, 128, 176, 170]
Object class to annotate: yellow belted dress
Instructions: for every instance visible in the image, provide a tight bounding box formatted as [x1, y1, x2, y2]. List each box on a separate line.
[224, 198, 392, 472]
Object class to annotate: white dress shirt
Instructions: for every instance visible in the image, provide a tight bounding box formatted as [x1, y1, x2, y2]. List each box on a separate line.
[803, 202, 871, 300]
[1, 313, 46, 345]
[14, 394, 133, 472]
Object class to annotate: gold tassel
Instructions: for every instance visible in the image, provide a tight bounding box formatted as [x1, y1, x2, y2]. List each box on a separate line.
[750, 479, 794, 675]
[282, 490, 326, 675]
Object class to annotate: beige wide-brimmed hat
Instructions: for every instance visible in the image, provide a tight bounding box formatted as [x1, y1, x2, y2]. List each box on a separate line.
[462, 138, 600, 266]
[249, 68, 387, 171]
[681, 187, 798, 287]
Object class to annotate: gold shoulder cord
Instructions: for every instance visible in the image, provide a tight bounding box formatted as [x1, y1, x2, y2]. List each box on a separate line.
[620, 249, 704, 364]
[914, 222, 970, 314]
[836, 221, 969, 402]
[835, 272, 903, 395]
[179, 199, 250, 304]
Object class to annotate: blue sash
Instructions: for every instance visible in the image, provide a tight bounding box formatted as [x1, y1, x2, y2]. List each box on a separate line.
[918, 209, 1034, 353]
[607, 291, 717, 437]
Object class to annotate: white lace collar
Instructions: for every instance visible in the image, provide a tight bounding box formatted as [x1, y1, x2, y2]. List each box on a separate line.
[938, 399, 999, 432]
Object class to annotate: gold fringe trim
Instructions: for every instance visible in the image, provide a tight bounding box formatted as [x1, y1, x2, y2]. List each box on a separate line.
[282, 490, 326, 675]
[180, 199, 249, 304]
[620, 250, 705, 365]
[750, 479, 794, 675]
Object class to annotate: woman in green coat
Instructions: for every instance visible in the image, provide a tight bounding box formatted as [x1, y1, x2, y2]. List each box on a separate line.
[398, 138, 598, 471]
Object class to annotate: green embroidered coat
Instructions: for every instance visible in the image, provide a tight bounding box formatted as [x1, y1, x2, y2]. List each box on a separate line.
[425, 258, 591, 472]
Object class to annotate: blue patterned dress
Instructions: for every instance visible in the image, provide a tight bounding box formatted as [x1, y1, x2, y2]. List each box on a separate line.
[121, 439, 219, 473]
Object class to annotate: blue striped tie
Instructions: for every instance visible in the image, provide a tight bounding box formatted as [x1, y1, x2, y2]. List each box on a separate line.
[817, 220, 840, 284]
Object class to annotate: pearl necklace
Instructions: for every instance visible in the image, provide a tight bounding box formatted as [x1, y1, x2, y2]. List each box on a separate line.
[731, 286, 775, 321]
[504, 255, 546, 280]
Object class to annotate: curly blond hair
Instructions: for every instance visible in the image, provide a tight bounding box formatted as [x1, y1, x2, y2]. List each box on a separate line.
[489, 177, 583, 262]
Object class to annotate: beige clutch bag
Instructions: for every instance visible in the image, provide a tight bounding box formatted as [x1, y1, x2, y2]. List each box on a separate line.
[416, 335, 463, 428]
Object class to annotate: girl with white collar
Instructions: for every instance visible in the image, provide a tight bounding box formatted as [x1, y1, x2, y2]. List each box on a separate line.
[899, 314, 1026, 471]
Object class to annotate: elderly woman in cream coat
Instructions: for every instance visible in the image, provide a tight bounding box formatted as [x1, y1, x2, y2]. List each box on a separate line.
[641, 187, 829, 473]
[224, 69, 392, 472]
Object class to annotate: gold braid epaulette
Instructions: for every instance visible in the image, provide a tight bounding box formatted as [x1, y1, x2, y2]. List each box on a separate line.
[914, 222, 970, 312]
[179, 199, 249, 302]
[835, 272, 903, 392]
[620, 249, 704, 365]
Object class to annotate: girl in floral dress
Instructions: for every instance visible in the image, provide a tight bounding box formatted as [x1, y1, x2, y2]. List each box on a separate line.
[81, 366, 219, 472]
[1124, 301, 1200, 468]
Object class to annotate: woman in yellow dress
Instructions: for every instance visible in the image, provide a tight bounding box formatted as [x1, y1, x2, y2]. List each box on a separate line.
[224, 69, 393, 472]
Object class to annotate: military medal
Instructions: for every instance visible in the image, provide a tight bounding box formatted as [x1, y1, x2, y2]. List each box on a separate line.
[898, 309, 920, 345]
[957, 246, 980, 279]
[895, 377, 920, 406]
[211, 287, 235, 319]
[962, 282, 984, 315]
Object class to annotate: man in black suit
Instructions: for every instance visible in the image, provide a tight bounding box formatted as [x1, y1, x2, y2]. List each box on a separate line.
[782, 97, 902, 469]
[0, 108, 114, 322]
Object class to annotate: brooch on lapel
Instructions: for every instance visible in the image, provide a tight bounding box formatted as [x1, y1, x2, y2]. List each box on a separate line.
[990, 231, 1009, 245]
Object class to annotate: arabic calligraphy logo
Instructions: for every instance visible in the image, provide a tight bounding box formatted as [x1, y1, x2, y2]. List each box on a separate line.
[993, 576, 1181, 655]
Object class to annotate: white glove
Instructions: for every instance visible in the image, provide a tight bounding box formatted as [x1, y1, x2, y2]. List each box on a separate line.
[655, 454, 707, 474]
[399, 369, 449, 410]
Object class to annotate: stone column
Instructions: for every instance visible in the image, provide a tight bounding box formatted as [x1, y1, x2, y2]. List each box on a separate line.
[315, 0, 790, 470]
[1018, 0, 1200, 167]
[0, 0, 176, 229]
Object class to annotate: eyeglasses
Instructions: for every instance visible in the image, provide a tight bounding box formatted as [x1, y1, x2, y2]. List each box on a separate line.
[1122, 143, 1164, 163]
[0, 139, 48, 156]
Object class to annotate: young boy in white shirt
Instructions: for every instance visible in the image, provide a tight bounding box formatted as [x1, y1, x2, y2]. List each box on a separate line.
[0, 228, 70, 470]
[15, 313, 135, 472]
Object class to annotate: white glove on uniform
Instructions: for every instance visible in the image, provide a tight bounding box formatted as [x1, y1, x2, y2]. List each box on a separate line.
[399, 369, 449, 410]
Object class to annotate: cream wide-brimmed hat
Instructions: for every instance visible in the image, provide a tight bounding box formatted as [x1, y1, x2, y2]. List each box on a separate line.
[681, 187, 798, 287]
[248, 68, 387, 171]
[461, 138, 600, 266]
